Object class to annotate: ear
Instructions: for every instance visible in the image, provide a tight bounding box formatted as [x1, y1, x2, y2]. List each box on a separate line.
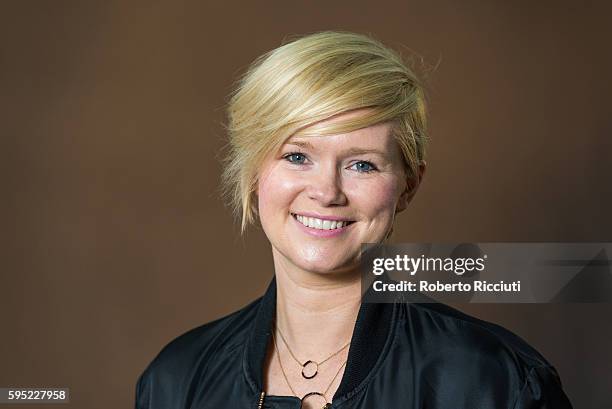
[396, 160, 426, 214]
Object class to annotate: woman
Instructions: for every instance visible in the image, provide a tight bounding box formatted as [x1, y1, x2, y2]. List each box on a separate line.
[135, 31, 572, 409]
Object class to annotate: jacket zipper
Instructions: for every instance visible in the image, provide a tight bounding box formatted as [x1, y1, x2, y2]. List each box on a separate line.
[258, 391, 335, 409]
[257, 391, 265, 409]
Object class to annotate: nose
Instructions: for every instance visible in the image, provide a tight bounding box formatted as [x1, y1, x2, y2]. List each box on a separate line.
[305, 163, 347, 206]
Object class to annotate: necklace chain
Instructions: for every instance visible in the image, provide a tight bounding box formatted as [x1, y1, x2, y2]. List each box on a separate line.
[272, 330, 347, 406]
[275, 323, 351, 368]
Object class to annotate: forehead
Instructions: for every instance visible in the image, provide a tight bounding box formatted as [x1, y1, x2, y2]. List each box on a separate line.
[286, 121, 396, 151]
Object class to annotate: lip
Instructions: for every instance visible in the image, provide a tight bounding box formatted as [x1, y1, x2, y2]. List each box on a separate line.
[291, 213, 355, 238]
[290, 212, 354, 222]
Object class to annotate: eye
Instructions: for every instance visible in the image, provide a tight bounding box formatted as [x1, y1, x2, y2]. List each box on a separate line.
[350, 161, 378, 173]
[282, 152, 308, 165]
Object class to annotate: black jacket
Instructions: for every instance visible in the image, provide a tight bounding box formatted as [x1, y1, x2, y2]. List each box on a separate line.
[135, 277, 573, 408]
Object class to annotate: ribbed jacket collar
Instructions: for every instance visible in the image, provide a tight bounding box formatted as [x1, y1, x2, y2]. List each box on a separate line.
[242, 275, 396, 401]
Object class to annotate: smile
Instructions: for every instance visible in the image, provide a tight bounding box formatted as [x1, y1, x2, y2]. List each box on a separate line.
[291, 213, 355, 230]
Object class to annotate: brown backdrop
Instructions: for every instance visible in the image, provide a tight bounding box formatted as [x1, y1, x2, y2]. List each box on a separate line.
[1, 1, 611, 408]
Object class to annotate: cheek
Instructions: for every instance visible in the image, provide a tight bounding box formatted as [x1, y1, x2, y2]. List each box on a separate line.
[257, 167, 301, 215]
[347, 177, 402, 214]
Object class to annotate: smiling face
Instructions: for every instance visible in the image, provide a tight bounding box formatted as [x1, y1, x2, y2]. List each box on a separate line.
[256, 110, 415, 277]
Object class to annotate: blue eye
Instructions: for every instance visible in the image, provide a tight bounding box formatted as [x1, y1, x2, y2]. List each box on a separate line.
[283, 152, 307, 164]
[351, 161, 377, 173]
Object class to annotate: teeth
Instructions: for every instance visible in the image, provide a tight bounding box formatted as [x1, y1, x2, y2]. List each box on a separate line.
[294, 214, 351, 230]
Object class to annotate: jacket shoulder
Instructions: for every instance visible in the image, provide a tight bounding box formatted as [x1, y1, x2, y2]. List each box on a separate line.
[135, 297, 262, 408]
[398, 302, 571, 407]
[404, 301, 550, 369]
[151, 296, 260, 368]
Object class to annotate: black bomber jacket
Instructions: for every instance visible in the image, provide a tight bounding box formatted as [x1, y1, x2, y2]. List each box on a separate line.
[135, 276, 573, 409]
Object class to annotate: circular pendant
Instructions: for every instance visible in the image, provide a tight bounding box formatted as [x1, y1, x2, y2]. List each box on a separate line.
[301, 360, 319, 379]
[300, 392, 328, 409]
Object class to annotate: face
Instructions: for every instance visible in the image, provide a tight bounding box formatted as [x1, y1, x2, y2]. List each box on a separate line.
[256, 110, 415, 277]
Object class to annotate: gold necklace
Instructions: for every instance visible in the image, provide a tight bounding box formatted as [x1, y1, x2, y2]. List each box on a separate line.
[275, 322, 350, 379]
[272, 330, 346, 409]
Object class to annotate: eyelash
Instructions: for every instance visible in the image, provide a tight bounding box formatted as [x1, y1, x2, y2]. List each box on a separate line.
[282, 151, 379, 173]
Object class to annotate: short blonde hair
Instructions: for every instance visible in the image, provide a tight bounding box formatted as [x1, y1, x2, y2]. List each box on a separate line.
[220, 31, 428, 235]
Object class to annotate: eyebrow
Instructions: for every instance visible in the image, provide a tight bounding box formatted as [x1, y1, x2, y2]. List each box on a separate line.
[286, 140, 388, 156]
[285, 140, 317, 149]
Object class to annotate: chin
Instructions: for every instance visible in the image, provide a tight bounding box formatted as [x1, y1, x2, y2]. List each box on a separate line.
[297, 258, 358, 275]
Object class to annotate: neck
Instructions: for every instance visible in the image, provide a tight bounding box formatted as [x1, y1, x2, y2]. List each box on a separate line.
[272, 249, 362, 358]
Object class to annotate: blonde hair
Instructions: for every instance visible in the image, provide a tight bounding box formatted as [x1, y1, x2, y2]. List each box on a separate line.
[220, 31, 428, 235]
